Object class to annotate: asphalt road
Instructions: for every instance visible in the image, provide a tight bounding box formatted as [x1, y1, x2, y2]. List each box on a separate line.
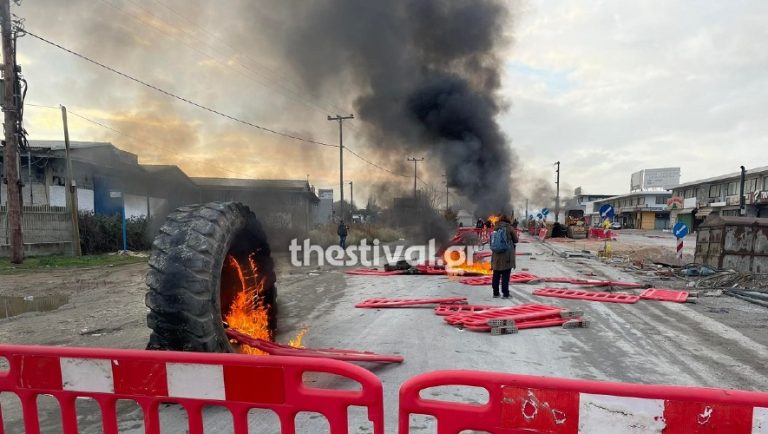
[2, 234, 767, 433]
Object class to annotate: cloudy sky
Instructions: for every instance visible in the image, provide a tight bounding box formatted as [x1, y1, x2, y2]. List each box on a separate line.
[12, 0, 768, 207]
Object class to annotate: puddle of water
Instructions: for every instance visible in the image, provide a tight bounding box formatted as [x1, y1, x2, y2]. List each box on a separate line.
[0, 294, 70, 319]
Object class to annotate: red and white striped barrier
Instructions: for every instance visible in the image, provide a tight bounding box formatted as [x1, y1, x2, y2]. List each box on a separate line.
[399, 370, 768, 433]
[0, 344, 384, 434]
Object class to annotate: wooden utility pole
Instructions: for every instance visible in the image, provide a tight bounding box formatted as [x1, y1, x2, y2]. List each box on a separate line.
[61, 105, 81, 256]
[554, 161, 561, 223]
[407, 157, 424, 199]
[348, 181, 353, 211]
[327, 114, 353, 222]
[1, 0, 23, 263]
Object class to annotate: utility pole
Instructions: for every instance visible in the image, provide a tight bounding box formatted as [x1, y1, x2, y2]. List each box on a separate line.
[348, 181, 353, 211]
[327, 114, 353, 222]
[554, 161, 560, 223]
[525, 198, 529, 223]
[407, 157, 424, 199]
[444, 175, 449, 210]
[1, 0, 23, 263]
[61, 106, 81, 256]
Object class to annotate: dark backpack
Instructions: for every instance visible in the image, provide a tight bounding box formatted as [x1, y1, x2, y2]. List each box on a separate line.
[490, 227, 510, 253]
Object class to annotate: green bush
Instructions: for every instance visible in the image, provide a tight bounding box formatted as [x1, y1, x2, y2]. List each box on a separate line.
[78, 212, 152, 254]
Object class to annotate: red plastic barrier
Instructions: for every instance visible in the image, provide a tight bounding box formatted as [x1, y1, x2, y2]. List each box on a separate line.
[433, 304, 498, 316]
[444, 304, 560, 326]
[589, 227, 618, 240]
[226, 329, 404, 364]
[457, 308, 566, 329]
[641, 288, 689, 303]
[533, 288, 640, 304]
[345, 268, 408, 276]
[0, 344, 384, 434]
[541, 276, 642, 288]
[460, 272, 540, 286]
[538, 228, 547, 241]
[399, 370, 768, 433]
[356, 297, 467, 308]
[464, 316, 578, 333]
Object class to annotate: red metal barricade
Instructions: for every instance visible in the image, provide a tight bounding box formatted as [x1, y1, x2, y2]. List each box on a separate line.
[641, 288, 689, 303]
[533, 288, 640, 304]
[0, 344, 384, 434]
[414, 264, 447, 275]
[399, 370, 768, 433]
[356, 297, 468, 308]
[540, 276, 642, 288]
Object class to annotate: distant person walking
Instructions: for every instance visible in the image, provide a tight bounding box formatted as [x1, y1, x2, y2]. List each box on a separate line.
[337, 220, 348, 249]
[475, 218, 484, 229]
[490, 214, 519, 299]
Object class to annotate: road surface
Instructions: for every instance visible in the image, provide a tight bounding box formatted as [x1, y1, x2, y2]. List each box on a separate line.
[1, 233, 767, 432]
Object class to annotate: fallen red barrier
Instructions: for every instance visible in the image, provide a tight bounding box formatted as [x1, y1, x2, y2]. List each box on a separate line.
[541, 276, 642, 288]
[433, 304, 499, 316]
[464, 316, 585, 333]
[533, 288, 640, 304]
[456, 307, 570, 329]
[356, 297, 468, 308]
[398, 370, 768, 433]
[444, 304, 560, 326]
[345, 268, 408, 276]
[226, 329, 404, 364]
[414, 264, 448, 275]
[640, 288, 689, 303]
[460, 271, 540, 286]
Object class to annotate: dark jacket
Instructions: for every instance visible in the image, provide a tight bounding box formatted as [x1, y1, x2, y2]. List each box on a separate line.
[337, 223, 348, 236]
[491, 222, 519, 271]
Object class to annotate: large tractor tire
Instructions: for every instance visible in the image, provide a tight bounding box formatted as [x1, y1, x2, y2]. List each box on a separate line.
[145, 202, 277, 353]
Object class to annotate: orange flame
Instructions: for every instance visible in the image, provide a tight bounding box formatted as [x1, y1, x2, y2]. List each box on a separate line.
[223, 254, 309, 355]
[488, 215, 501, 225]
[224, 254, 271, 355]
[443, 249, 492, 275]
[288, 326, 309, 348]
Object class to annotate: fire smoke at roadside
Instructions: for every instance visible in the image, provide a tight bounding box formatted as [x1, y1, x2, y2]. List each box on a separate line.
[242, 0, 521, 215]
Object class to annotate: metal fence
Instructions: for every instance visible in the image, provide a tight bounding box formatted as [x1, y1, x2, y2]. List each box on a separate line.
[0, 205, 72, 245]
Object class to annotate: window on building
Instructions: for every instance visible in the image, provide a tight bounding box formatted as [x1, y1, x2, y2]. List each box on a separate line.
[684, 189, 694, 198]
[727, 182, 738, 196]
[746, 178, 758, 192]
[709, 184, 720, 198]
[764, 177, 768, 191]
[638, 196, 645, 205]
[656, 196, 666, 204]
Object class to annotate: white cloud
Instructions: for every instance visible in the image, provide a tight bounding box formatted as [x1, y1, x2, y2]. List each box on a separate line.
[500, 0, 768, 195]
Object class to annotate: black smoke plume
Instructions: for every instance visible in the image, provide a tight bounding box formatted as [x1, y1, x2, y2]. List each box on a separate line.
[246, 0, 518, 216]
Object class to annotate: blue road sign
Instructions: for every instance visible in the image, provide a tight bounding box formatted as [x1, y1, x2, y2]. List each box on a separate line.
[537, 213, 543, 220]
[673, 222, 689, 239]
[542, 208, 550, 216]
[599, 204, 615, 218]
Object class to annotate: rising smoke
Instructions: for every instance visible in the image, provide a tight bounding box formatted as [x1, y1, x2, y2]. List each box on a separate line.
[244, 0, 520, 216]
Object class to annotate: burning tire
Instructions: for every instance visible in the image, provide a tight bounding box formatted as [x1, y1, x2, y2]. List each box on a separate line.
[145, 202, 277, 353]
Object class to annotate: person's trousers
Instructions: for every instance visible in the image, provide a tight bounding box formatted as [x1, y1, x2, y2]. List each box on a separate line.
[339, 236, 347, 248]
[492, 268, 512, 297]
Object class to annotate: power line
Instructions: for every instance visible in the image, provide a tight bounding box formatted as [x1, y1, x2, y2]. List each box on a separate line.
[23, 30, 338, 149]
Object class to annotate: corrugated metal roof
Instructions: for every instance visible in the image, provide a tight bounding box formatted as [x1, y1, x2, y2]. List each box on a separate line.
[192, 177, 310, 190]
[28, 140, 113, 150]
[671, 165, 768, 190]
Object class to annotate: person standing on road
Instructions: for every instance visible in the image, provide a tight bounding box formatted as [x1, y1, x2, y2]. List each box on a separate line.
[337, 220, 348, 249]
[476, 218, 484, 229]
[490, 214, 519, 299]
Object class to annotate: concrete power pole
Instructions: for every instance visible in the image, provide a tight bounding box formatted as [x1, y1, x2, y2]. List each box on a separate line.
[61, 106, 81, 256]
[348, 181, 353, 212]
[327, 114, 353, 222]
[554, 161, 560, 223]
[1, 0, 23, 263]
[407, 157, 424, 199]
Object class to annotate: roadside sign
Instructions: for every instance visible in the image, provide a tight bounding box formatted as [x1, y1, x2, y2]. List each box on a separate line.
[536, 213, 543, 220]
[599, 204, 615, 218]
[673, 222, 689, 239]
[541, 208, 550, 216]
